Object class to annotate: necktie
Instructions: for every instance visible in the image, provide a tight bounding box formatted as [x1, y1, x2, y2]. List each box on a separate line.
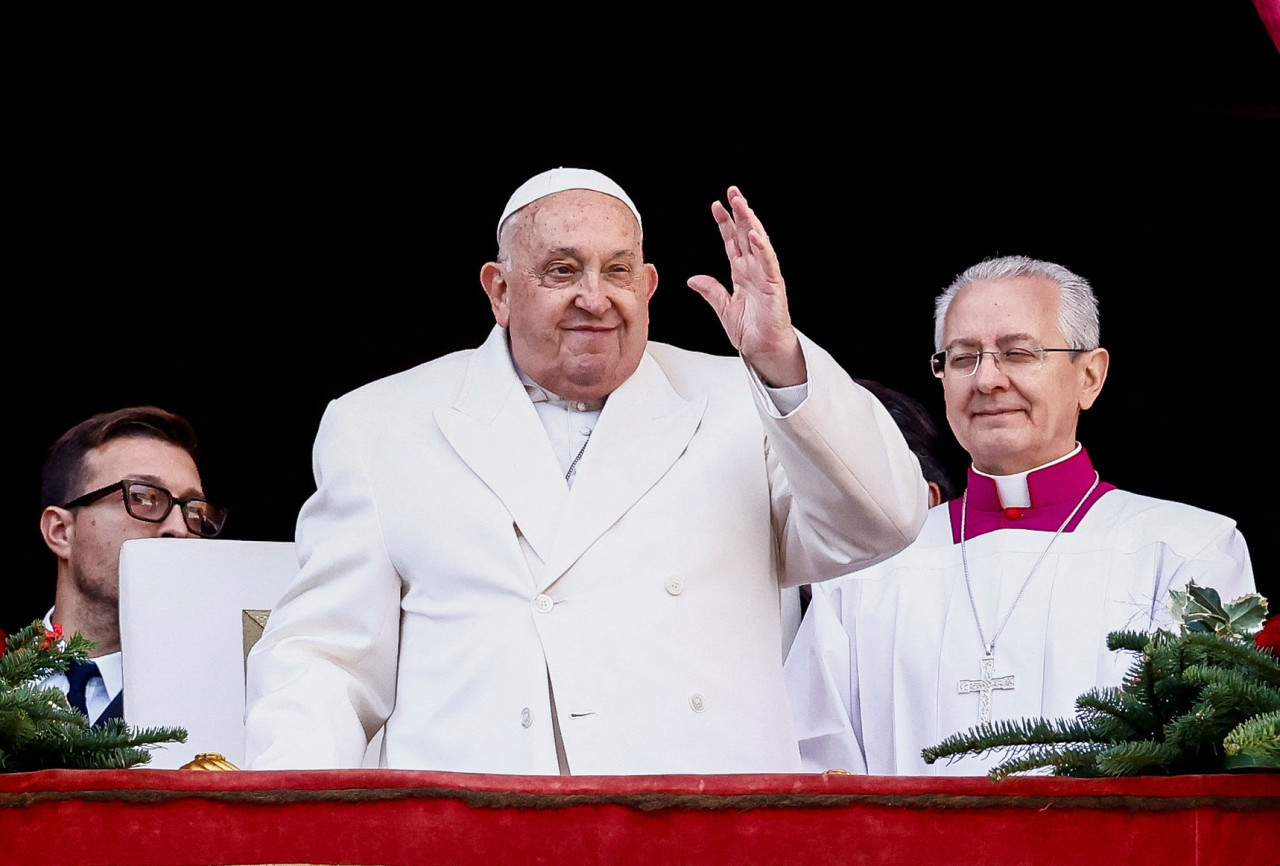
[66, 659, 100, 717]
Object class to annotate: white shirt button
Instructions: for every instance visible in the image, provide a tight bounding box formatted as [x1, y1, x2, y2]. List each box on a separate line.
[689, 693, 706, 713]
[575, 401, 588, 412]
[533, 594, 554, 614]
[665, 578, 684, 596]
[579, 426, 592, 436]
[520, 707, 534, 728]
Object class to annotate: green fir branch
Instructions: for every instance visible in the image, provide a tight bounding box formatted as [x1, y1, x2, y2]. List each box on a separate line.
[1162, 699, 1239, 758]
[922, 584, 1276, 779]
[2, 718, 186, 773]
[1223, 710, 1280, 762]
[1, 624, 95, 688]
[1183, 634, 1280, 684]
[1075, 687, 1156, 740]
[985, 744, 1107, 781]
[922, 717, 1098, 766]
[1183, 666, 1280, 714]
[1094, 740, 1187, 776]
[1107, 629, 1154, 653]
[1145, 639, 1206, 724]
[1, 620, 187, 772]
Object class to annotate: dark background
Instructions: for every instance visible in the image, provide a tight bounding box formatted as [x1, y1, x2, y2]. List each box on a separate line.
[7, 6, 1278, 630]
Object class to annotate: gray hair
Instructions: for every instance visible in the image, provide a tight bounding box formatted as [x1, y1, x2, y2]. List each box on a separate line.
[933, 256, 1100, 352]
[496, 209, 524, 268]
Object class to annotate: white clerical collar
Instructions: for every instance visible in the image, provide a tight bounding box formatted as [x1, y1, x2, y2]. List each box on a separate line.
[513, 360, 608, 412]
[512, 360, 604, 485]
[518, 374, 607, 412]
[973, 444, 1083, 509]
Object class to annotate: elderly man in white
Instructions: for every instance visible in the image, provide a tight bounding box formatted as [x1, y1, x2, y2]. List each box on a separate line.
[785, 256, 1255, 775]
[245, 169, 927, 774]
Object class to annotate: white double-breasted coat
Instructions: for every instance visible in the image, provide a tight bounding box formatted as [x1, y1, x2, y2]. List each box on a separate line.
[245, 326, 926, 774]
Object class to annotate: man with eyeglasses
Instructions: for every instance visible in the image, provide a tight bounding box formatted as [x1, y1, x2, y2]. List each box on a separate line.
[35, 406, 228, 726]
[784, 255, 1255, 775]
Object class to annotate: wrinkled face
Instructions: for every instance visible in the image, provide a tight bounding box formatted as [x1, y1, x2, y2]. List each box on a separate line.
[481, 189, 658, 401]
[940, 276, 1106, 475]
[64, 436, 203, 606]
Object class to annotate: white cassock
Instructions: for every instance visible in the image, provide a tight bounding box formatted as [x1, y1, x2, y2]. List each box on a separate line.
[784, 447, 1255, 776]
[245, 326, 927, 774]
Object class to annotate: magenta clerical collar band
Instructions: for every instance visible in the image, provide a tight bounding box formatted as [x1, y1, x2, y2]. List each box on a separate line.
[948, 447, 1116, 542]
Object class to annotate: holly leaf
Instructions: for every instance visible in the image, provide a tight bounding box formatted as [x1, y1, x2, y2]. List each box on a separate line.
[1171, 582, 1228, 633]
[1222, 593, 1269, 634]
[1170, 581, 1270, 637]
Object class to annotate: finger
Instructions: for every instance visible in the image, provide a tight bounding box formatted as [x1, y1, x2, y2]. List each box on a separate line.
[728, 187, 771, 246]
[747, 229, 784, 284]
[687, 275, 731, 320]
[710, 200, 739, 258]
[726, 187, 752, 262]
[725, 187, 779, 284]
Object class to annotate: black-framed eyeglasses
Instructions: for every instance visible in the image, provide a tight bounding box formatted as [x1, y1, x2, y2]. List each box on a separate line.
[930, 346, 1084, 379]
[61, 480, 229, 538]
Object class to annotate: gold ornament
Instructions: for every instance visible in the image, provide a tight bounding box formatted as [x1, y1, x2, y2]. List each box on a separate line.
[180, 752, 241, 771]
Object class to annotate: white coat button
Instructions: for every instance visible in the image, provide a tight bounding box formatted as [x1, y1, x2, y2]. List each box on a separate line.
[665, 578, 684, 596]
[520, 707, 534, 728]
[533, 594, 554, 613]
[690, 693, 706, 713]
[579, 426, 592, 436]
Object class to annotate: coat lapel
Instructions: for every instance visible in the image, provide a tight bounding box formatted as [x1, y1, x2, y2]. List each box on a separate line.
[434, 327, 567, 566]
[541, 350, 706, 589]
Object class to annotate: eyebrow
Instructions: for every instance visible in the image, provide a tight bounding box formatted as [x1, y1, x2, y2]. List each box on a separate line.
[944, 333, 1041, 351]
[542, 247, 638, 260]
[124, 475, 205, 498]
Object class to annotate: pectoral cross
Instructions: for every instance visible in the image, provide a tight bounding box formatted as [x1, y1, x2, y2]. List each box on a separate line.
[958, 651, 1015, 724]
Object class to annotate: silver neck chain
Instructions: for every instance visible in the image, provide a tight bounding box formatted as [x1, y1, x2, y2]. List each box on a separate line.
[564, 435, 591, 484]
[959, 471, 1100, 655]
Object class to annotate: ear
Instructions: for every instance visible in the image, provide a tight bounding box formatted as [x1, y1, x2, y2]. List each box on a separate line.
[1077, 347, 1110, 411]
[643, 263, 659, 301]
[479, 262, 511, 328]
[41, 506, 74, 561]
[927, 481, 943, 509]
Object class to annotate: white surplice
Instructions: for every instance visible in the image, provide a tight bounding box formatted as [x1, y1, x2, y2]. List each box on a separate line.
[784, 449, 1255, 776]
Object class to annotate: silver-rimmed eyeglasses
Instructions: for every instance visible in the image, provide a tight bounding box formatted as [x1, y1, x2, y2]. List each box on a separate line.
[62, 479, 228, 537]
[930, 346, 1083, 379]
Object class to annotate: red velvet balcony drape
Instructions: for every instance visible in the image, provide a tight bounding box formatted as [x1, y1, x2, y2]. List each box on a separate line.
[3, 769, 1277, 865]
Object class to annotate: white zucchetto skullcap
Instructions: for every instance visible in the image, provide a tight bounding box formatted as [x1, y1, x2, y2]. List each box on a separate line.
[496, 167, 642, 243]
